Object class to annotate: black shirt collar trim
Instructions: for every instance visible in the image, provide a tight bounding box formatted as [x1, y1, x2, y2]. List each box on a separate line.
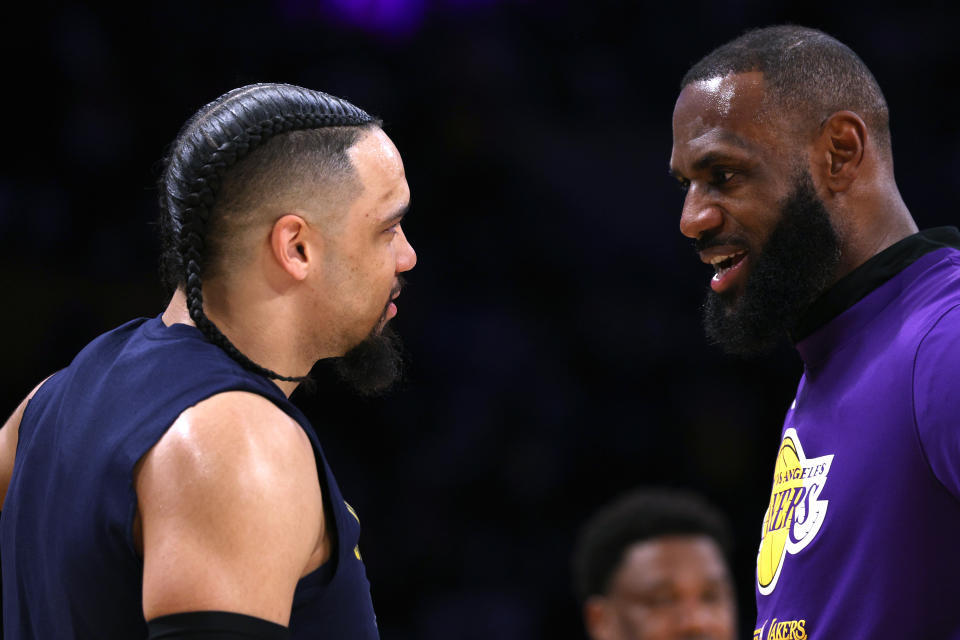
[792, 226, 960, 341]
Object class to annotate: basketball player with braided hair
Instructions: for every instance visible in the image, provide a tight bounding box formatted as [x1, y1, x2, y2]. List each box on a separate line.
[0, 83, 415, 639]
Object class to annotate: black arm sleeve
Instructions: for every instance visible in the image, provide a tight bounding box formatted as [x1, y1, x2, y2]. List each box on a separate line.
[146, 611, 290, 640]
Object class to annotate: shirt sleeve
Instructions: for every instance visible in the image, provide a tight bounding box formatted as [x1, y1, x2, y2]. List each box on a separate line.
[913, 304, 960, 499]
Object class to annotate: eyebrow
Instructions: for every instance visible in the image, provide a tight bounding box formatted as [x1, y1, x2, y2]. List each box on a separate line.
[669, 129, 755, 179]
[669, 150, 748, 180]
[381, 199, 410, 226]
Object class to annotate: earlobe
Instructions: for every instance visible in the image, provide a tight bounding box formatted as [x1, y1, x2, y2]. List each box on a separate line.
[819, 111, 866, 193]
[270, 214, 312, 281]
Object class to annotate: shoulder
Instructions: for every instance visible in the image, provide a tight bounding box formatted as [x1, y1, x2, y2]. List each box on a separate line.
[912, 303, 960, 497]
[915, 302, 960, 368]
[913, 302, 960, 403]
[137, 390, 318, 508]
[136, 391, 324, 622]
[897, 256, 960, 356]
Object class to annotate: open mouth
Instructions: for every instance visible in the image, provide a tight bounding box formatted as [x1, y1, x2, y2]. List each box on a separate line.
[708, 250, 749, 293]
[711, 251, 747, 281]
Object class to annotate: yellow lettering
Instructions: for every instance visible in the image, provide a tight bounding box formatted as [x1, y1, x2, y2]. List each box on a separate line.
[759, 619, 812, 640]
[773, 488, 795, 530]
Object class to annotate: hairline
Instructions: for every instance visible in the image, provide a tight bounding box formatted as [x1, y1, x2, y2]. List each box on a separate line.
[205, 124, 380, 279]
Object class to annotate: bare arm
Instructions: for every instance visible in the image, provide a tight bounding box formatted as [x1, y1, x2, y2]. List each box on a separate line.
[0, 378, 50, 510]
[135, 391, 327, 625]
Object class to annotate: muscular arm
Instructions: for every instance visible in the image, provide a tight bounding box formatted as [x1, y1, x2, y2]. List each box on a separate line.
[0, 378, 50, 510]
[135, 391, 327, 626]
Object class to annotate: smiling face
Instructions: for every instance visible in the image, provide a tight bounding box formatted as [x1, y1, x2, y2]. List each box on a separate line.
[670, 72, 797, 299]
[670, 72, 842, 354]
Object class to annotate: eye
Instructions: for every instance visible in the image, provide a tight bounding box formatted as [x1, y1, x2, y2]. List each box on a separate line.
[639, 590, 677, 608]
[382, 223, 404, 243]
[676, 178, 690, 192]
[701, 582, 732, 604]
[701, 587, 722, 603]
[712, 168, 736, 185]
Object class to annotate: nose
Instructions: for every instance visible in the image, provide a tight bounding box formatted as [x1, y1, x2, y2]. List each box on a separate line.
[396, 226, 417, 273]
[679, 186, 724, 240]
[674, 602, 714, 636]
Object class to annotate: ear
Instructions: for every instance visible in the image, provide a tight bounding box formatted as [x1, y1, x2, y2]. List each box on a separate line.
[584, 596, 615, 640]
[815, 110, 866, 194]
[269, 214, 315, 281]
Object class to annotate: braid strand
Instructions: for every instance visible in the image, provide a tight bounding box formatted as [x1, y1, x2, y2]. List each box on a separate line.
[166, 91, 376, 382]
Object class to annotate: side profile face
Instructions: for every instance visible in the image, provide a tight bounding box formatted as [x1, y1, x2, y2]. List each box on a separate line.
[669, 72, 843, 354]
[586, 535, 736, 640]
[669, 71, 796, 303]
[310, 127, 416, 353]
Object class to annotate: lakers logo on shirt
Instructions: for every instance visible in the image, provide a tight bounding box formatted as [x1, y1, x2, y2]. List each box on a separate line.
[757, 427, 833, 595]
[755, 618, 808, 639]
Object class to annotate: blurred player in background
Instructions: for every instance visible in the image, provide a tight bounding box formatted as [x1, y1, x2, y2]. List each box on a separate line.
[670, 25, 960, 637]
[572, 488, 737, 640]
[0, 83, 415, 639]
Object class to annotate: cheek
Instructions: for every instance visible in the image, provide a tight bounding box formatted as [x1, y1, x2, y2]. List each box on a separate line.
[710, 601, 737, 633]
[619, 604, 662, 637]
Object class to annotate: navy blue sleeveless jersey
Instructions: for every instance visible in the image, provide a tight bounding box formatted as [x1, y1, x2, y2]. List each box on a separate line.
[1, 316, 379, 639]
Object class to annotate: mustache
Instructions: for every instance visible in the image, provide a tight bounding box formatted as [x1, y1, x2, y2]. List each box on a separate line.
[375, 275, 408, 332]
[693, 231, 751, 253]
[390, 275, 407, 301]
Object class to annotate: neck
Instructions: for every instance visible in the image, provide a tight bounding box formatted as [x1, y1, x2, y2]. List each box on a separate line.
[835, 187, 917, 281]
[162, 286, 316, 398]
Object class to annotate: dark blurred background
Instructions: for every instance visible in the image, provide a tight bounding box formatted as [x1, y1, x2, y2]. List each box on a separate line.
[2, 1, 958, 637]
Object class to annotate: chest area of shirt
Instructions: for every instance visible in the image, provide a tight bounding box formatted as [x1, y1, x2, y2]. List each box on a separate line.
[756, 363, 932, 581]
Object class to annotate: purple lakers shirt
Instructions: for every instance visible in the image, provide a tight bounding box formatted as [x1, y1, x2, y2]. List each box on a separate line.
[754, 228, 960, 639]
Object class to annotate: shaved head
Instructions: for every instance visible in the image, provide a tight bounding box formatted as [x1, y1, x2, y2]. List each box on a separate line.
[206, 125, 376, 277]
[682, 25, 890, 154]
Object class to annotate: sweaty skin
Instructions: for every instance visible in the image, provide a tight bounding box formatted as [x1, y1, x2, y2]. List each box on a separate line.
[195, 127, 416, 395]
[0, 127, 417, 627]
[670, 71, 917, 304]
[139, 127, 414, 623]
[670, 72, 798, 303]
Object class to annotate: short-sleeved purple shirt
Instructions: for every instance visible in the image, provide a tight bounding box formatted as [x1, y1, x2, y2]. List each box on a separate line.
[754, 228, 960, 639]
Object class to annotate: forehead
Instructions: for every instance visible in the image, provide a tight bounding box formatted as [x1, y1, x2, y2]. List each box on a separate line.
[671, 71, 782, 167]
[346, 128, 410, 217]
[612, 535, 730, 593]
[349, 128, 406, 189]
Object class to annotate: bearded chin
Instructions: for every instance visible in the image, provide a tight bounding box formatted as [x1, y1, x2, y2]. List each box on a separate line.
[703, 170, 842, 357]
[330, 323, 405, 397]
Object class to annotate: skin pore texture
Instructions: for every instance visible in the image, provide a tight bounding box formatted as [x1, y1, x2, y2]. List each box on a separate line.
[584, 535, 736, 640]
[131, 127, 415, 624]
[669, 71, 917, 355]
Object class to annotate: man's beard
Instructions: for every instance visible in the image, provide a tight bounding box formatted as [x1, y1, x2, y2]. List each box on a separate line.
[331, 323, 404, 396]
[329, 281, 406, 396]
[702, 170, 842, 356]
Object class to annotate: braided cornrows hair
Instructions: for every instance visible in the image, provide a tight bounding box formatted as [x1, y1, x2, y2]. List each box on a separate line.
[158, 83, 377, 382]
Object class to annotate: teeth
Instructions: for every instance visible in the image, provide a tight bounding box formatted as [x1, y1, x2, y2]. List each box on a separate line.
[710, 251, 746, 281]
[708, 252, 741, 266]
